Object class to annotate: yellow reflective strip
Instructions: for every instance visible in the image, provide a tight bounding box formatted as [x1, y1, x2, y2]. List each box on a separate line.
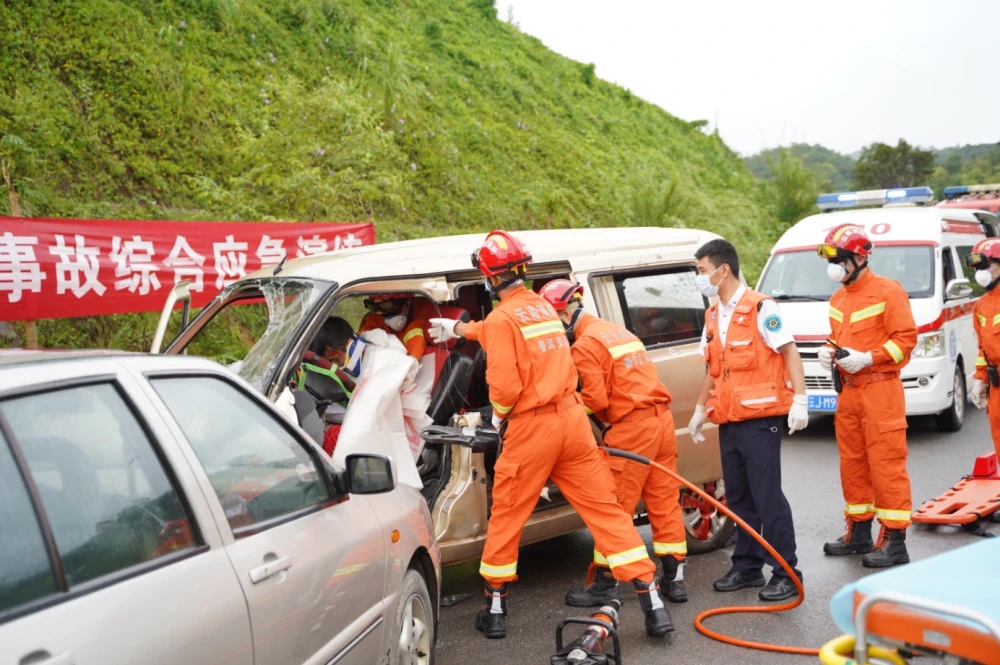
[850, 301, 886, 323]
[490, 400, 514, 415]
[609, 340, 645, 359]
[883, 340, 904, 364]
[876, 508, 911, 522]
[653, 541, 687, 556]
[829, 307, 844, 323]
[993, 314, 1000, 326]
[479, 560, 517, 577]
[585, 407, 594, 415]
[606, 545, 649, 569]
[977, 355, 988, 367]
[520, 320, 565, 340]
[593, 550, 609, 566]
[403, 327, 424, 343]
[978, 314, 987, 327]
[845, 503, 875, 515]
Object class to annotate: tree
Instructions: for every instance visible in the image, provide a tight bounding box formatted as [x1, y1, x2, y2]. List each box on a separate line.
[852, 139, 934, 189]
[766, 148, 821, 230]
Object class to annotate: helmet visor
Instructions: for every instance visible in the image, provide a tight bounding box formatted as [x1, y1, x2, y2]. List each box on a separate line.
[365, 298, 406, 314]
[816, 244, 840, 259]
[965, 252, 988, 269]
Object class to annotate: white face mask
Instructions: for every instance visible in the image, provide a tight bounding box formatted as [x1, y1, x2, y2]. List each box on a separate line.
[695, 267, 723, 297]
[384, 314, 407, 332]
[976, 269, 995, 288]
[827, 262, 848, 283]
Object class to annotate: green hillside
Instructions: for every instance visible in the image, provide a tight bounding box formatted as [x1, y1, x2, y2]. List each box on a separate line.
[1, 0, 776, 349]
[745, 144, 855, 191]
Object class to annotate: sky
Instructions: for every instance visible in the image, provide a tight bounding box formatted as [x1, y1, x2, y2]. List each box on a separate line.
[497, 0, 1000, 157]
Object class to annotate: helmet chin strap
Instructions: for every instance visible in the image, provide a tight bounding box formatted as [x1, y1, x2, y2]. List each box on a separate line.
[843, 256, 867, 285]
[564, 307, 584, 344]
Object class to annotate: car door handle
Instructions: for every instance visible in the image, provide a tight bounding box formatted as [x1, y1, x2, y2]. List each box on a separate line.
[249, 556, 292, 584]
[20, 651, 75, 665]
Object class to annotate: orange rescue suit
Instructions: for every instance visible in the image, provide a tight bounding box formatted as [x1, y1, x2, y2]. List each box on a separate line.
[572, 312, 687, 563]
[973, 286, 1000, 461]
[826, 268, 917, 530]
[358, 312, 428, 359]
[476, 285, 656, 585]
[703, 289, 794, 425]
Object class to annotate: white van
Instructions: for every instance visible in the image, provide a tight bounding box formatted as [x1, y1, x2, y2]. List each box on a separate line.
[756, 187, 1000, 431]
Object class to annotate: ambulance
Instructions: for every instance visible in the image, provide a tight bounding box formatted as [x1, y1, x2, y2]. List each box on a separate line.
[938, 182, 1000, 216]
[756, 186, 1000, 431]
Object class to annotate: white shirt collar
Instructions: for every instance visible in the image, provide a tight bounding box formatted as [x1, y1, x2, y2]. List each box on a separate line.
[722, 284, 747, 312]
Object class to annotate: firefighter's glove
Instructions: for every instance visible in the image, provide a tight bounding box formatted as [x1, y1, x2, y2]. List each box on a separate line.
[688, 405, 707, 444]
[835, 348, 872, 374]
[429, 318, 460, 344]
[788, 394, 809, 435]
[817, 346, 834, 371]
[970, 379, 987, 410]
[491, 413, 506, 432]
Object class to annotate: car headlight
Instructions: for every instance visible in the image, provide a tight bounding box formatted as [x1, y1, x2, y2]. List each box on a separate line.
[912, 332, 945, 358]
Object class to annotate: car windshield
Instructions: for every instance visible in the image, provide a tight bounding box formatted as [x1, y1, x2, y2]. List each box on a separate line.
[758, 245, 935, 300]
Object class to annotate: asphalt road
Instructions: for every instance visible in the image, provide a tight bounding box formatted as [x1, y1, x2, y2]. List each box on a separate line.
[434, 407, 997, 665]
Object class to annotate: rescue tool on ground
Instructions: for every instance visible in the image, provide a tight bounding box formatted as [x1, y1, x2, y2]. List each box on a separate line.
[549, 600, 622, 665]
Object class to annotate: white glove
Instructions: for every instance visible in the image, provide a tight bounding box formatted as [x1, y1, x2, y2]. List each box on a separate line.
[788, 394, 809, 435]
[688, 405, 706, 444]
[970, 379, 986, 409]
[428, 318, 460, 344]
[835, 348, 873, 374]
[491, 413, 506, 431]
[817, 346, 834, 371]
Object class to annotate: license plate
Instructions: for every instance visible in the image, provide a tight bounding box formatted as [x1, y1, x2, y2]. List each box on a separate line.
[808, 394, 838, 412]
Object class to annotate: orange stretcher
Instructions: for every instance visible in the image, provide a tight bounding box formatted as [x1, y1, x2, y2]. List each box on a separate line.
[912, 452, 1000, 528]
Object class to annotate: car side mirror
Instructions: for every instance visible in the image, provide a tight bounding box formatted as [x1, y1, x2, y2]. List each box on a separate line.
[345, 454, 396, 494]
[945, 278, 973, 300]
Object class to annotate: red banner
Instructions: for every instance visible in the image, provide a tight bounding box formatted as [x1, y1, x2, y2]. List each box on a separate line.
[0, 217, 374, 321]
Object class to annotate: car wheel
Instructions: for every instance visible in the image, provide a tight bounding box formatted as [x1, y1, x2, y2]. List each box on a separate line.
[391, 569, 435, 665]
[682, 480, 735, 555]
[935, 368, 965, 432]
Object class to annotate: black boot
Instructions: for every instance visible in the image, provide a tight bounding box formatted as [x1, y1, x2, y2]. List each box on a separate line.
[565, 563, 622, 608]
[862, 527, 909, 568]
[659, 556, 688, 603]
[474, 582, 508, 639]
[823, 519, 873, 556]
[634, 579, 673, 636]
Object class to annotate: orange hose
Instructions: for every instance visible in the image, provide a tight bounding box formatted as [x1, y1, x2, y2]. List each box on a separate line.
[607, 449, 820, 656]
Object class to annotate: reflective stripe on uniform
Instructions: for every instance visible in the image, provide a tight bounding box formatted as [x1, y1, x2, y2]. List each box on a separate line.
[653, 541, 687, 556]
[993, 314, 1000, 326]
[606, 545, 649, 569]
[845, 503, 875, 515]
[977, 354, 988, 368]
[403, 327, 424, 343]
[740, 396, 778, 406]
[883, 340, 904, 364]
[479, 560, 517, 578]
[593, 550, 609, 566]
[609, 340, 645, 359]
[829, 307, 844, 323]
[876, 508, 911, 523]
[978, 314, 987, 327]
[850, 302, 886, 323]
[490, 400, 514, 415]
[520, 320, 565, 339]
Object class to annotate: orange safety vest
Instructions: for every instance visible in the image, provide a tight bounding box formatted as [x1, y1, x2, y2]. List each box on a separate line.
[703, 289, 793, 425]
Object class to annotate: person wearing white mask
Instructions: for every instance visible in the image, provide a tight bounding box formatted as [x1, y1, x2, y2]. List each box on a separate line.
[965, 238, 1000, 465]
[688, 238, 807, 602]
[358, 293, 430, 359]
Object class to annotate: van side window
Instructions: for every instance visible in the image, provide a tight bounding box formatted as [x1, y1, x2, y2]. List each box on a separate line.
[613, 268, 707, 347]
[957, 245, 986, 297]
[942, 247, 956, 294]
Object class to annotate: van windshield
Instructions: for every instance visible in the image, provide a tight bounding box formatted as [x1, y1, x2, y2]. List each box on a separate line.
[758, 245, 935, 301]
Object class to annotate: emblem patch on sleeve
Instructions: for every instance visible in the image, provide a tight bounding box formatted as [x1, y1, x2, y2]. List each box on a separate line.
[764, 314, 782, 332]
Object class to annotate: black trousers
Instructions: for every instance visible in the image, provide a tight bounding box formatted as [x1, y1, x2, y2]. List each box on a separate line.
[719, 415, 801, 579]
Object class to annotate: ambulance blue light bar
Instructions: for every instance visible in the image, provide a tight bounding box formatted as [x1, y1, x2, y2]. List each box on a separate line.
[943, 184, 1000, 200]
[815, 187, 935, 211]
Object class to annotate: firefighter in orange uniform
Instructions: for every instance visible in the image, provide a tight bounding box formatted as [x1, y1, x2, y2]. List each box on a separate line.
[428, 231, 671, 640]
[537, 279, 691, 607]
[964, 238, 1000, 461]
[817, 224, 917, 568]
[357, 294, 429, 359]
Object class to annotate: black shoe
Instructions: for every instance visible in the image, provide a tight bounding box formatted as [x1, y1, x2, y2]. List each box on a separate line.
[823, 519, 874, 556]
[862, 527, 909, 569]
[474, 582, 508, 639]
[713, 569, 765, 592]
[659, 556, 688, 603]
[634, 579, 674, 636]
[565, 564, 622, 608]
[758, 575, 799, 602]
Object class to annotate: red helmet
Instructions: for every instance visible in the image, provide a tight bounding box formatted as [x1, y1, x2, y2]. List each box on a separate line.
[472, 230, 532, 277]
[965, 238, 1000, 269]
[817, 224, 873, 259]
[538, 279, 584, 311]
[364, 293, 411, 314]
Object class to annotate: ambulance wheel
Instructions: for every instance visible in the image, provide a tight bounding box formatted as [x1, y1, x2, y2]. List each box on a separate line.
[935, 368, 965, 432]
[682, 480, 735, 555]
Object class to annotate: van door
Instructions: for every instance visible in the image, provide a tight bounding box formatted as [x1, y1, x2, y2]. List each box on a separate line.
[948, 242, 982, 385]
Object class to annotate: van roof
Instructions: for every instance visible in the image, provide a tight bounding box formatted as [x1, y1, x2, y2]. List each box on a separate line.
[770, 206, 987, 255]
[937, 196, 1000, 215]
[245, 227, 720, 283]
